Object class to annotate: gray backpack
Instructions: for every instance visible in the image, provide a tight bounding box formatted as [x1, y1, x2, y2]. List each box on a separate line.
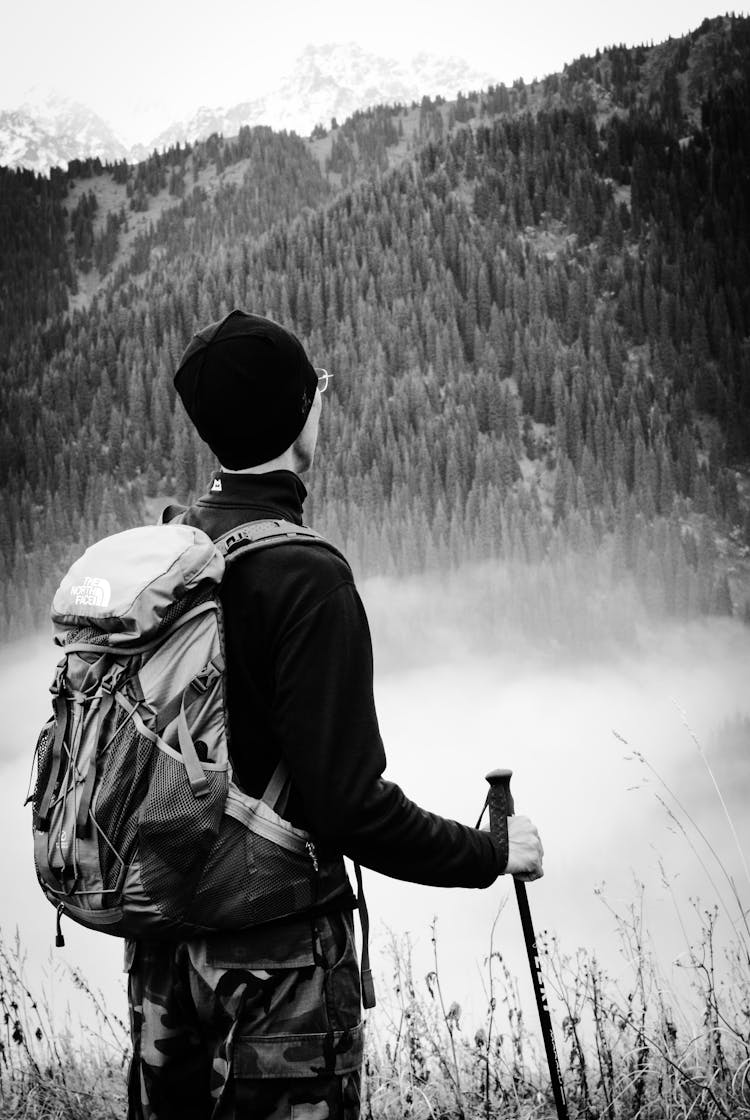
[31, 519, 353, 946]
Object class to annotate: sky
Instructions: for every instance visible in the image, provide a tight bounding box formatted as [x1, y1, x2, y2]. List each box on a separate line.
[2, 0, 747, 143]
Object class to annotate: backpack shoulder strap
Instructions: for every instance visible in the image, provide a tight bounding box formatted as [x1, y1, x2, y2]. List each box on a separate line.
[212, 521, 348, 813]
[215, 520, 349, 568]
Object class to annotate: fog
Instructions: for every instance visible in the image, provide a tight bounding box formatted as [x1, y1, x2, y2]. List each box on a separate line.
[2, 581, 749, 1036]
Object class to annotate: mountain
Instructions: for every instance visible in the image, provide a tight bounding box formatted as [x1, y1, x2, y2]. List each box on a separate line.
[1, 44, 495, 173]
[147, 43, 495, 152]
[1, 14, 749, 645]
[0, 88, 128, 175]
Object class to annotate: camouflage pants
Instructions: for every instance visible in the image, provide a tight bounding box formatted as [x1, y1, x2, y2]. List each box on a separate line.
[126, 911, 363, 1119]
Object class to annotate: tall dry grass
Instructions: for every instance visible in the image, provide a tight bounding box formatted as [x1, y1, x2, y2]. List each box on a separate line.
[0, 933, 127, 1118]
[360, 727, 750, 1118]
[363, 895, 749, 1119]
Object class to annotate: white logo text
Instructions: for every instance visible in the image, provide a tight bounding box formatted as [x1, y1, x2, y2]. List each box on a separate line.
[71, 576, 112, 608]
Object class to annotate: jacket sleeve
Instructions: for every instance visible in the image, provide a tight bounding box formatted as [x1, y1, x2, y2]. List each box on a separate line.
[272, 578, 504, 888]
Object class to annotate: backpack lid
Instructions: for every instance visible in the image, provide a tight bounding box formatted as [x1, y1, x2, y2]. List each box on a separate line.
[52, 524, 224, 641]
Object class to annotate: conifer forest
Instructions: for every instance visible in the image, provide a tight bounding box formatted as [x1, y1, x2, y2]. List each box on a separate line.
[1, 15, 750, 647]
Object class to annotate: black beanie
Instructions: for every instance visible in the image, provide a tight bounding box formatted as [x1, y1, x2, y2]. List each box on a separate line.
[173, 309, 319, 469]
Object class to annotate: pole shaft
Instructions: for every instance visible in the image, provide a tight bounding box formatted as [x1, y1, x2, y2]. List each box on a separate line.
[513, 879, 569, 1119]
[486, 770, 569, 1120]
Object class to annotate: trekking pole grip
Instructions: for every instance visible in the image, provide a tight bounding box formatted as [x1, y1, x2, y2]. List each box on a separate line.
[486, 767, 514, 871]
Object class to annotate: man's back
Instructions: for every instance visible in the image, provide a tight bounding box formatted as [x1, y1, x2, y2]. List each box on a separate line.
[177, 467, 503, 887]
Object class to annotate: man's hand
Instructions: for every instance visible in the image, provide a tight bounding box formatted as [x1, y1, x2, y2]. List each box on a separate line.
[505, 815, 544, 881]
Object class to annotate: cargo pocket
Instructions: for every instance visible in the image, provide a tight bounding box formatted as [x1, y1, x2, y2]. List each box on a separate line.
[208, 915, 363, 1080]
[204, 918, 316, 971]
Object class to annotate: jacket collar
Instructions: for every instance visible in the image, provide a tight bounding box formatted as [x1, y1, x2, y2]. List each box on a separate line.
[197, 470, 308, 526]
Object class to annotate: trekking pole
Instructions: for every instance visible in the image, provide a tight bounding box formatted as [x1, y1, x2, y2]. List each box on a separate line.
[486, 768, 569, 1120]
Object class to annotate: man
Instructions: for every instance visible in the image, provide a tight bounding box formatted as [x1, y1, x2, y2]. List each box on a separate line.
[127, 309, 544, 1120]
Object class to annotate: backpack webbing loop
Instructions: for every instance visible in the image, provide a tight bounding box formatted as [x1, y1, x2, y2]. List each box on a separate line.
[176, 699, 210, 797]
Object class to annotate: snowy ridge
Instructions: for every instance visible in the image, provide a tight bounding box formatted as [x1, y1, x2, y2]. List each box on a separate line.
[0, 88, 128, 173]
[149, 43, 495, 150]
[1, 44, 496, 173]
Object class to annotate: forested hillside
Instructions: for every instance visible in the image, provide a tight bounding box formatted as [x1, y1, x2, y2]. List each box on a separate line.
[1, 14, 749, 646]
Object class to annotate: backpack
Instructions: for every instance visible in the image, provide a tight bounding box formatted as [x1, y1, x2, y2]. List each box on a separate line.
[30, 518, 355, 948]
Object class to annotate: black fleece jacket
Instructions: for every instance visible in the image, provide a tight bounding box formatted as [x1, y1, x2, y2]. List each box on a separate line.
[178, 469, 503, 889]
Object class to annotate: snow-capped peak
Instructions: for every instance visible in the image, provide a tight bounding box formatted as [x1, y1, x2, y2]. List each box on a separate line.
[150, 43, 497, 150]
[0, 86, 128, 174]
[0, 43, 497, 173]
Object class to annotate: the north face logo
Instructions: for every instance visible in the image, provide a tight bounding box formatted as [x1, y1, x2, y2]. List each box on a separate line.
[70, 576, 112, 608]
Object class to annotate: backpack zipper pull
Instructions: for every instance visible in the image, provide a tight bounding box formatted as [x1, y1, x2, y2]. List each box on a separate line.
[55, 904, 65, 948]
